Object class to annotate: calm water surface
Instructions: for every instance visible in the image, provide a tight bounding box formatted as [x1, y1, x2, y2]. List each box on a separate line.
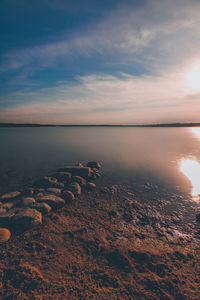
[1, 127, 200, 200]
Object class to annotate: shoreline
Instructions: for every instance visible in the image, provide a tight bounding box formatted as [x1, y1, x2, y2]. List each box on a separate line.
[1, 163, 200, 298]
[1, 123, 200, 127]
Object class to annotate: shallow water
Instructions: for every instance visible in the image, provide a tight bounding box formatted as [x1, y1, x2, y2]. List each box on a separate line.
[1, 126, 200, 200]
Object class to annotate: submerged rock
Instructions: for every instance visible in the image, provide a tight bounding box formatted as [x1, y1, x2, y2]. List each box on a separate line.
[86, 161, 101, 170]
[0, 228, 11, 243]
[12, 208, 42, 229]
[51, 172, 71, 182]
[0, 191, 21, 203]
[66, 182, 81, 196]
[37, 194, 65, 209]
[86, 182, 96, 191]
[57, 166, 92, 179]
[34, 176, 58, 188]
[62, 190, 75, 203]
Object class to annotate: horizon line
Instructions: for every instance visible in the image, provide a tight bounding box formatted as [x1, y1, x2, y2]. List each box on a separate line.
[0, 122, 200, 127]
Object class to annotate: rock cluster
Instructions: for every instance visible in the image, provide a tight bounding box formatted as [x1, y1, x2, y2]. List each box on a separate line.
[0, 161, 101, 242]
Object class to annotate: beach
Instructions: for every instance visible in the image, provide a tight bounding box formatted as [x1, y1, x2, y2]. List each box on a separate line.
[1, 163, 200, 299]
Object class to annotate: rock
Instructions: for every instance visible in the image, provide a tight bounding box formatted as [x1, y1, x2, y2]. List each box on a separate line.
[46, 188, 62, 195]
[196, 213, 200, 223]
[0, 207, 6, 214]
[0, 191, 21, 203]
[90, 174, 97, 180]
[86, 182, 96, 191]
[51, 172, 71, 182]
[22, 187, 35, 197]
[62, 190, 75, 203]
[2, 202, 15, 210]
[33, 202, 52, 215]
[34, 176, 58, 188]
[0, 209, 17, 226]
[0, 228, 11, 243]
[21, 197, 36, 207]
[54, 181, 65, 188]
[35, 192, 45, 198]
[66, 182, 81, 196]
[73, 176, 86, 187]
[36, 188, 45, 192]
[76, 162, 84, 167]
[37, 194, 65, 209]
[57, 166, 92, 179]
[13, 208, 42, 229]
[86, 161, 101, 170]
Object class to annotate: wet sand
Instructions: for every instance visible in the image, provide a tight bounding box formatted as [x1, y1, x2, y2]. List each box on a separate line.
[1, 173, 200, 299]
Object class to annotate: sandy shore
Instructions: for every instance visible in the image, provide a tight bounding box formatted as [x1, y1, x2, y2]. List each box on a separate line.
[1, 171, 200, 299]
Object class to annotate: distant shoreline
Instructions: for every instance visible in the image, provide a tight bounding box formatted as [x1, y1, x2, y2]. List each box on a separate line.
[0, 122, 200, 127]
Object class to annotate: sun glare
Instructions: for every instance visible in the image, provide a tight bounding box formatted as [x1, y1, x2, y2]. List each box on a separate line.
[180, 158, 200, 201]
[190, 127, 200, 139]
[187, 63, 200, 91]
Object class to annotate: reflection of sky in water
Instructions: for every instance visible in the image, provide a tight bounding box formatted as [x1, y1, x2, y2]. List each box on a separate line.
[179, 158, 200, 201]
[1, 127, 200, 198]
[179, 127, 200, 201]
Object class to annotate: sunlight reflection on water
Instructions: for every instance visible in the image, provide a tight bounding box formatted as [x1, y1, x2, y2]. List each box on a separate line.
[179, 158, 200, 201]
[190, 127, 200, 139]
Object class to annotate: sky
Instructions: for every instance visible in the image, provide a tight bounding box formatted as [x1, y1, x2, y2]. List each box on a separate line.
[0, 0, 200, 124]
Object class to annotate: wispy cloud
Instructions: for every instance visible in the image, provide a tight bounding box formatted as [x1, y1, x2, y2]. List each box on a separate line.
[1, 70, 200, 124]
[2, 0, 200, 75]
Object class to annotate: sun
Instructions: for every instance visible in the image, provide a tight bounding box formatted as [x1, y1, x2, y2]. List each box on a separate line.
[187, 63, 200, 91]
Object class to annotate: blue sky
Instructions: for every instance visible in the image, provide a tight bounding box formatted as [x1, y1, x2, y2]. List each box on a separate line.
[1, 0, 200, 124]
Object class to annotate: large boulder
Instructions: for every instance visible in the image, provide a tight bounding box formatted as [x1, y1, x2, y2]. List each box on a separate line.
[37, 194, 65, 210]
[57, 166, 92, 179]
[13, 208, 42, 229]
[86, 161, 101, 170]
[66, 182, 81, 196]
[51, 172, 71, 182]
[0, 191, 21, 203]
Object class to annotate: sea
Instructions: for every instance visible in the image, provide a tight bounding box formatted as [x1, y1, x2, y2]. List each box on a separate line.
[1, 126, 200, 202]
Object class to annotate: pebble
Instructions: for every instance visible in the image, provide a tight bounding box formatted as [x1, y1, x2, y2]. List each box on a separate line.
[0, 228, 11, 243]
